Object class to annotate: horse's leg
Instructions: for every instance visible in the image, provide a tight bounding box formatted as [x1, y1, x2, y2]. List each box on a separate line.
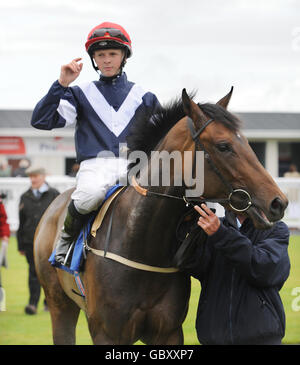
[88, 311, 147, 345]
[36, 240, 81, 344]
[88, 325, 116, 345]
[141, 276, 190, 345]
[152, 327, 184, 345]
[44, 279, 81, 345]
[166, 327, 184, 345]
[141, 324, 184, 345]
[36, 252, 81, 344]
[86, 306, 133, 345]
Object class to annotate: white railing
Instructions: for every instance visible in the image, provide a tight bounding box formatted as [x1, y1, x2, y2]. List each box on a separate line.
[0, 177, 300, 232]
[276, 178, 300, 230]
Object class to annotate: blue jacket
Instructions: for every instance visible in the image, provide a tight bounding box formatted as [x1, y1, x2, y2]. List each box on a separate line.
[186, 211, 290, 345]
[31, 73, 160, 162]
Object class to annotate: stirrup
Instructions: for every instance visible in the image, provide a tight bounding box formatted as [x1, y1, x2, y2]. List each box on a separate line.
[63, 242, 75, 266]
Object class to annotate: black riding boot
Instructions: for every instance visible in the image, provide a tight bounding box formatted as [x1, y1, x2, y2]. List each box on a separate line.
[55, 200, 87, 266]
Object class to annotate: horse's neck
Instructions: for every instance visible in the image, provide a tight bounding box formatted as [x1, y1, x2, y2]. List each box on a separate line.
[122, 145, 189, 264]
[135, 161, 186, 239]
[125, 187, 185, 264]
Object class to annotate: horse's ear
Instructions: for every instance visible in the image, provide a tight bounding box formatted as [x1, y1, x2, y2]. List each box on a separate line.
[217, 86, 234, 109]
[182, 88, 191, 116]
[182, 88, 207, 128]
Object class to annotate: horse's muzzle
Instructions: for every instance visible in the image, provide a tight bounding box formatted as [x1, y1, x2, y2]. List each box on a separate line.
[269, 197, 288, 221]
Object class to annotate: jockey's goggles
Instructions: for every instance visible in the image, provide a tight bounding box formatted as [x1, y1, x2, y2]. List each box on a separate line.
[89, 28, 129, 43]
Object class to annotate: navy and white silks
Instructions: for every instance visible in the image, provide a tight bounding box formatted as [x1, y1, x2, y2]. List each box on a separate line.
[31, 73, 160, 214]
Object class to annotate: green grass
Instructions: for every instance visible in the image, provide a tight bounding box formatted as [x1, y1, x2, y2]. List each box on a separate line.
[0, 235, 299, 345]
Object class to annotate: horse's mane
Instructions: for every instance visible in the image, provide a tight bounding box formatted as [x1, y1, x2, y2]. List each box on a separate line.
[126, 96, 241, 155]
[126, 96, 186, 155]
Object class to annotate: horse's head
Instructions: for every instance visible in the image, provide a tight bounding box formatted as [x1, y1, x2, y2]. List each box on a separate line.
[181, 88, 288, 229]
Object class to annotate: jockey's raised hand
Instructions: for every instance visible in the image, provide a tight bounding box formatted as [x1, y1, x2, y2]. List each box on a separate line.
[58, 57, 83, 87]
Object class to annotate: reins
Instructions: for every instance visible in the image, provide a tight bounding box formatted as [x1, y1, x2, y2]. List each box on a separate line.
[131, 175, 228, 207]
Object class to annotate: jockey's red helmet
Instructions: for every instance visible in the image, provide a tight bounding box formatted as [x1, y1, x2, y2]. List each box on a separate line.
[85, 22, 132, 58]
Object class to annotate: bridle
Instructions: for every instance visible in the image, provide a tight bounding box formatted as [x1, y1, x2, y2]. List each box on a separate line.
[132, 114, 253, 213]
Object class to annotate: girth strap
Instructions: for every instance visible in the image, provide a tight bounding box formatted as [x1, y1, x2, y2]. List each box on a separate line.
[84, 242, 179, 273]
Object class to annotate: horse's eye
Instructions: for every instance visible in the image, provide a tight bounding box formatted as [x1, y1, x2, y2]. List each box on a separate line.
[216, 142, 232, 153]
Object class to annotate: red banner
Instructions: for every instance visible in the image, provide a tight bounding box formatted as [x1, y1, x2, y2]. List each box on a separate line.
[0, 137, 26, 154]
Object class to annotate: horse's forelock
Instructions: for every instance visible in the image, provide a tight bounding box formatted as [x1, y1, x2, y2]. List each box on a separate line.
[199, 103, 242, 132]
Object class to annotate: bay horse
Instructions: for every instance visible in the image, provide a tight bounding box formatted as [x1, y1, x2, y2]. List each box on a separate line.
[34, 88, 288, 345]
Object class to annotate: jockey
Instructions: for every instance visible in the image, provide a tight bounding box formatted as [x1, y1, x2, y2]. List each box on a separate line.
[31, 22, 161, 266]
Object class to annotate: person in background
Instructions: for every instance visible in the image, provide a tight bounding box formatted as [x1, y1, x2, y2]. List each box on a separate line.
[0, 157, 12, 177]
[184, 203, 290, 345]
[17, 166, 59, 314]
[12, 159, 31, 177]
[0, 193, 10, 311]
[284, 163, 300, 178]
[0, 193, 10, 268]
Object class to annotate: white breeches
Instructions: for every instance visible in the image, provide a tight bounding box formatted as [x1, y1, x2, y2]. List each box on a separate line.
[71, 157, 128, 215]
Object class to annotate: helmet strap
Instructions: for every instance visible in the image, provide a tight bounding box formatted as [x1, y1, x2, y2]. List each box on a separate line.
[89, 55, 99, 73]
[120, 52, 127, 69]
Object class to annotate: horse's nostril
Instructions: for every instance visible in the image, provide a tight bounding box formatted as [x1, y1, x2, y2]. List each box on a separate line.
[271, 198, 281, 210]
[270, 197, 284, 218]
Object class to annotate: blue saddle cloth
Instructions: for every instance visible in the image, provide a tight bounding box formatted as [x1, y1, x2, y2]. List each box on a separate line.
[48, 184, 122, 274]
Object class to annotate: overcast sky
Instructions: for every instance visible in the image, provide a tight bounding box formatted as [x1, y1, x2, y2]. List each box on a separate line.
[1, 0, 300, 112]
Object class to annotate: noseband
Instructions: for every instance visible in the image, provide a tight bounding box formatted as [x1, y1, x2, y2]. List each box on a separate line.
[132, 115, 253, 213]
